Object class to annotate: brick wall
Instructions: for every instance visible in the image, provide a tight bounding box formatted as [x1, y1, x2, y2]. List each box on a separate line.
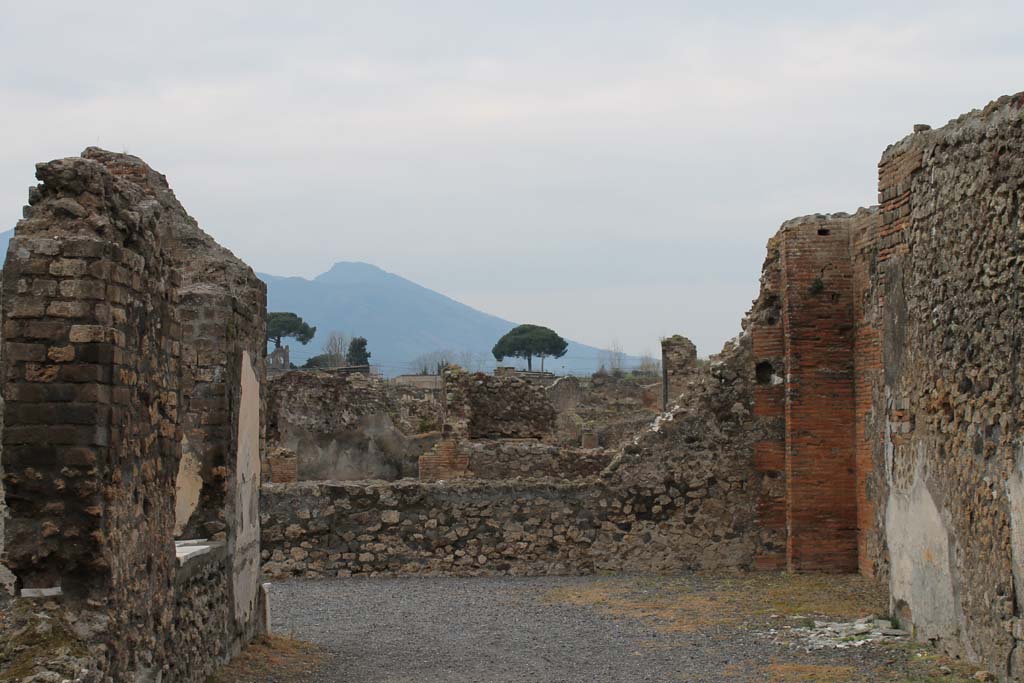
[0, 149, 266, 681]
[778, 215, 858, 572]
[749, 234, 787, 570]
[419, 438, 470, 481]
[749, 211, 881, 573]
[2, 154, 184, 675]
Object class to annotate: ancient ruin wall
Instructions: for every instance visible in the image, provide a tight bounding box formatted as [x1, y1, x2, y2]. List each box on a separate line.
[661, 334, 697, 408]
[267, 370, 434, 481]
[443, 366, 556, 439]
[263, 327, 772, 578]
[2, 154, 184, 676]
[463, 441, 613, 480]
[0, 150, 265, 681]
[857, 95, 1024, 678]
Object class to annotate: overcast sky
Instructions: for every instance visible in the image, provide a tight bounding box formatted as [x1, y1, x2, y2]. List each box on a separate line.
[1, 2, 1021, 356]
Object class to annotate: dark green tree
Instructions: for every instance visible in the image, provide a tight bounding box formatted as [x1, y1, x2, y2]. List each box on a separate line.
[346, 336, 371, 366]
[491, 324, 568, 372]
[267, 312, 316, 349]
[302, 353, 332, 369]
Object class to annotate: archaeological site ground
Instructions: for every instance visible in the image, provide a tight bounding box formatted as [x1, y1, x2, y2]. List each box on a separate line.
[1, 92, 1024, 682]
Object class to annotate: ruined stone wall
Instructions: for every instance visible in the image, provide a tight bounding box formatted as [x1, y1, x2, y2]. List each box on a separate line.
[268, 370, 434, 481]
[748, 211, 880, 573]
[261, 469, 752, 578]
[559, 374, 660, 449]
[856, 95, 1024, 679]
[661, 334, 697, 408]
[464, 440, 613, 480]
[263, 328, 770, 578]
[386, 382, 442, 435]
[443, 366, 556, 439]
[2, 153, 184, 677]
[0, 150, 264, 681]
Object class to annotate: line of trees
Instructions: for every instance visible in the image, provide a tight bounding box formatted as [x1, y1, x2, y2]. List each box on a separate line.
[266, 312, 371, 369]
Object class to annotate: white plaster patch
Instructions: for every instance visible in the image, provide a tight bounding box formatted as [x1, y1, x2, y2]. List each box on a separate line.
[233, 351, 261, 625]
[886, 467, 959, 643]
[173, 434, 202, 537]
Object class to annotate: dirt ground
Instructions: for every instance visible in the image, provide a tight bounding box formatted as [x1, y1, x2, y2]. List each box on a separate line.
[210, 572, 989, 683]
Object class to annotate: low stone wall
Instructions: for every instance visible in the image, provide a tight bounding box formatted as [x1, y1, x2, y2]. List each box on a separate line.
[263, 304, 767, 579]
[168, 545, 234, 682]
[464, 440, 612, 480]
[261, 473, 753, 579]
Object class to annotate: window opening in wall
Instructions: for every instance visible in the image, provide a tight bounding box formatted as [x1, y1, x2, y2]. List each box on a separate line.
[755, 361, 774, 384]
[817, 228, 831, 236]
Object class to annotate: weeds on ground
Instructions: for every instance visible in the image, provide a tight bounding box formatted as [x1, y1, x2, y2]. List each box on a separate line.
[542, 572, 887, 633]
[207, 636, 323, 683]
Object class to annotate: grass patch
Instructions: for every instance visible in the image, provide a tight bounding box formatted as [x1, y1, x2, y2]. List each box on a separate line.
[542, 572, 887, 634]
[207, 635, 324, 683]
[766, 662, 858, 682]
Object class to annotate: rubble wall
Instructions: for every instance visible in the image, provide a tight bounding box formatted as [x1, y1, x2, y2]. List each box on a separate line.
[464, 440, 613, 480]
[263, 330, 772, 578]
[661, 335, 697, 408]
[857, 94, 1024, 678]
[443, 366, 556, 439]
[267, 370, 428, 481]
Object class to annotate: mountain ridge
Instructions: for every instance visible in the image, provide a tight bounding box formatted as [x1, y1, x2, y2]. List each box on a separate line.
[0, 228, 635, 375]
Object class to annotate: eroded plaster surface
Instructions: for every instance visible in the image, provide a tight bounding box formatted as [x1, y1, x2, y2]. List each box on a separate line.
[232, 351, 261, 626]
[886, 466, 960, 643]
[174, 436, 202, 537]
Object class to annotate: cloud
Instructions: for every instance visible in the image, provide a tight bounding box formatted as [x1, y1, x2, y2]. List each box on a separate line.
[1, 1, 1022, 355]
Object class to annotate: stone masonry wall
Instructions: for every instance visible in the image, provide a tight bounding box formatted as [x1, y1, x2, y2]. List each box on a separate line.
[661, 334, 697, 409]
[464, 440, 612, 480]
[857, 95, 1024, 680]
[263, 325, 772, 578]
[2, 153, 184, 677]
[442, 366, 556, 439]
[268, 370, 432, 481]
[0, 150, 264, 682]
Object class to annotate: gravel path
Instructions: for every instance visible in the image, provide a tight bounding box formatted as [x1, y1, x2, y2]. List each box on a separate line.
[265, 574, 961, 683]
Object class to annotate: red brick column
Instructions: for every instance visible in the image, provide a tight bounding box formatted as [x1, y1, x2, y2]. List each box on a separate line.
[779, 216, 858, 572]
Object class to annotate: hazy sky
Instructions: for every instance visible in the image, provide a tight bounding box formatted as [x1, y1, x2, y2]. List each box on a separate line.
[2, 2, 1022, 356]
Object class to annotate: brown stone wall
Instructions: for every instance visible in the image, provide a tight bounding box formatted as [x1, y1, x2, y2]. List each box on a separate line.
[0, 149, 266, 682]
[661, 334, 697, 408]
[265, 325, 771, 578]
[464, 440, 613, 480]
[858, 95, 1024, 679]
[2, 154, 183, 675]
[268, 370, 428, 481]
[443, 366, 556, 439]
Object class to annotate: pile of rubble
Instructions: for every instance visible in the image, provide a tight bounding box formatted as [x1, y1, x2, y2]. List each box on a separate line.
[761, 615, 909, 651]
